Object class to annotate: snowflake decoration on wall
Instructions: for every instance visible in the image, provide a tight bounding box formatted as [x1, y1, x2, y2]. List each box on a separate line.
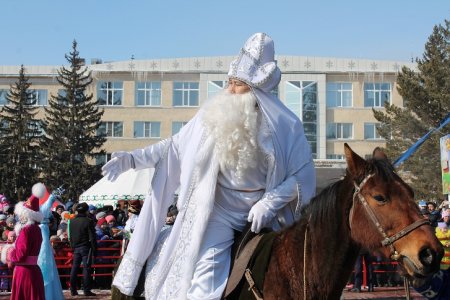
[304, 60, 311, 69]
[348, 61, 356, 70]
[370, 62, 378, 71]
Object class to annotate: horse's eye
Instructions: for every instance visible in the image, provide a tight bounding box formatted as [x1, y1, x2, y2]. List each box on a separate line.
[373, 195, 386, 203]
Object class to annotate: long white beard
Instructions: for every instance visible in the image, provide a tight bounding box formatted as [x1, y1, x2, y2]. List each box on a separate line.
[14, 217, 33, 236]
[14, 221, 25, 236]
[202, 90, 259, 180]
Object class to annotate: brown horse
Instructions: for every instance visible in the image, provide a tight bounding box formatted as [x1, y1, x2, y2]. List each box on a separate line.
[234, 143, 444, 299]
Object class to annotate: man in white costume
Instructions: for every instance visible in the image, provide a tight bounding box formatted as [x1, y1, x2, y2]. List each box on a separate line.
[104, 32, 316, 299]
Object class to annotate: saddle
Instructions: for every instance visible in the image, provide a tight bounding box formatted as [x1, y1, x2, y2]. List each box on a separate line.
[223, 223, 276, 300]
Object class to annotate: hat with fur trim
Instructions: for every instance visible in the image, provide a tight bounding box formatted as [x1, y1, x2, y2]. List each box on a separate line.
[228, 33, 281, 92]
[14, 183, 45, 223]
[15, 195, 43, 223]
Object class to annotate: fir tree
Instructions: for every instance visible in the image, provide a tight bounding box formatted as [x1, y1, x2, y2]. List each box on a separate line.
[41, 40, 106, 202]
[0, 65, 42, 202]
[373, 20, 450, 201]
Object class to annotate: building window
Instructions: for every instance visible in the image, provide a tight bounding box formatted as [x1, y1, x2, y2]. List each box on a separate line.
[57, 89, 67, 97]
[136, 81, 161, 106]
[326, 83, 352, 107]
[0, 89, 8, 105]
[326, 154, 345, 160]
[97, 81, 123, 106]
[96, 153, 111, 166]
[172, 121, 188, 135]
[56, 89, 69, 105]
[0, 89, 48, 106]
[364, 123, 383, 140]
[173, 82, 199, 107]
[284, 81, 317, 158]
[207, 81, 226, 99]
[134, 121, 161, 138]
[98, 122, 123, 137]
[31, 89, 48, 106]
[27, 120, 44, 137]
[0, 120, 9, 137]
[364, 83, 391, 107]
[326, 123, 353, 139]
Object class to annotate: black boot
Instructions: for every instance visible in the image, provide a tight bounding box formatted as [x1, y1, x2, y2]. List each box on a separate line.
[368, 283, 374, 292]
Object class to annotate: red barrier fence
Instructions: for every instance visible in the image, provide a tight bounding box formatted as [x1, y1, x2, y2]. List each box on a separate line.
[0, 239, 123, 290]
[0, 235, 448, 291]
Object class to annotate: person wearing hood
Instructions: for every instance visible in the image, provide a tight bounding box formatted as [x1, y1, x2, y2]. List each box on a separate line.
[105, 33, 316, 299]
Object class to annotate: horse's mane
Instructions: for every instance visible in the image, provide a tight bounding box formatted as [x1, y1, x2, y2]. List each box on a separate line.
[301, 180, 345, 231]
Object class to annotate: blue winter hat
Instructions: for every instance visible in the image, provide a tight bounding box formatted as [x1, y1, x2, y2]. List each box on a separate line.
[88, 205, 97, 212]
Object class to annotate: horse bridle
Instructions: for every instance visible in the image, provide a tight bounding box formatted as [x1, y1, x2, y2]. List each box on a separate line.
[350, 173, 430, 261]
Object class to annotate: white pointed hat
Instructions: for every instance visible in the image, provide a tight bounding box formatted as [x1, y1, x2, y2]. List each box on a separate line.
[228, 33, 281, 92]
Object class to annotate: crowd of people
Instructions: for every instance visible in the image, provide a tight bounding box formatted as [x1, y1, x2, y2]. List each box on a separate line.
[0, 190, 157, 298]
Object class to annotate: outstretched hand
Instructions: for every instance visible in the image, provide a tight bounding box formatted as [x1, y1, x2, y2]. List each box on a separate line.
[101, 151, 134, 181]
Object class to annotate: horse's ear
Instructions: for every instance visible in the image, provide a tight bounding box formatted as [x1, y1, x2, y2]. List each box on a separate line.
[344, 143, 366, 179]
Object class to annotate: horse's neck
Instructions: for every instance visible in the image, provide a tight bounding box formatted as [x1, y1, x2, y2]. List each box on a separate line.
[265, 221, 356, 299]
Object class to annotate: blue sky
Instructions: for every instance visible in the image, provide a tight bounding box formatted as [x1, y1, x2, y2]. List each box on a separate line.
[1, 0, 448, 66]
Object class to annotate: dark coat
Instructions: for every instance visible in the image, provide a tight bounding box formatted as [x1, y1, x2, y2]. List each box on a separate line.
[69, 213, 97, 253]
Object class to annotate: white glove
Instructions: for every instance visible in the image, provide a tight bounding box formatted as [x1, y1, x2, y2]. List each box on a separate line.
[101, 151, 135, 181]
[247, 201, 276, 233]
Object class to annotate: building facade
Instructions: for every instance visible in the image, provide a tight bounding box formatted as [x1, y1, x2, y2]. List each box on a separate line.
[0, 56, 415, 189]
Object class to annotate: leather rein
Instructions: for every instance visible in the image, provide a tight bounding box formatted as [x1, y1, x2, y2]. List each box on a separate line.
[349, 173, 430, 261]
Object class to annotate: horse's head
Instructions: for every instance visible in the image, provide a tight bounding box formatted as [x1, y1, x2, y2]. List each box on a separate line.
[345, 143, 444, 280]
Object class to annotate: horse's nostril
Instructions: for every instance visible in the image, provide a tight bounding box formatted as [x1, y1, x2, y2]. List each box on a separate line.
[419, 248, 436, 267]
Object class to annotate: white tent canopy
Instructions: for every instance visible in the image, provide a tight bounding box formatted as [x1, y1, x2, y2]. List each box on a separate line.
[79, 168, 154, 207]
